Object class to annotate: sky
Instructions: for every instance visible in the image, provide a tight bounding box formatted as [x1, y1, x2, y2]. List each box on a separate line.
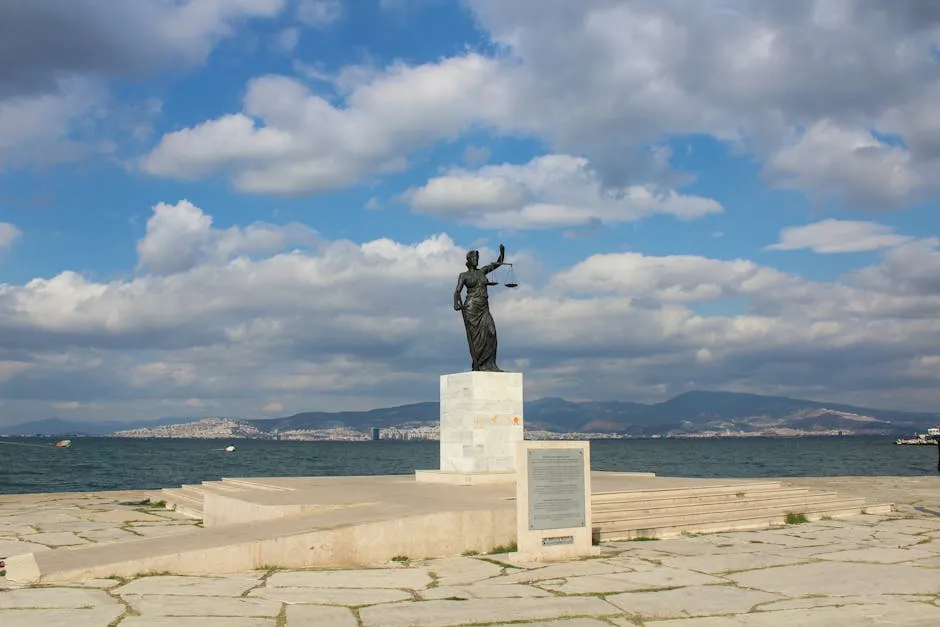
[2, 0, 940, 425]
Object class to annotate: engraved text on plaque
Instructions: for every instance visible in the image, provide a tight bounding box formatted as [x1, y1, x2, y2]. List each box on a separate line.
[527, 448, 586, 530]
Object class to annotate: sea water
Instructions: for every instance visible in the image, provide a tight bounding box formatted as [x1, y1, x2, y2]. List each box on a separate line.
[0, 436, 936, 495]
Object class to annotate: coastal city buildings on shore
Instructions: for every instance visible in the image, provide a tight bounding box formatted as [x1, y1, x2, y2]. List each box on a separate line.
[101, 417, 863, 441]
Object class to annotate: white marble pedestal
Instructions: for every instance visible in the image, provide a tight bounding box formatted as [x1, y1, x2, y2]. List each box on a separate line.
[415, 371, 524, 485]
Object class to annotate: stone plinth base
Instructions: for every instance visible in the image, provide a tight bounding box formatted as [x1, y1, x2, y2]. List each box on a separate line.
[414, 470, 516, 485]
[440, 371, 524, 474]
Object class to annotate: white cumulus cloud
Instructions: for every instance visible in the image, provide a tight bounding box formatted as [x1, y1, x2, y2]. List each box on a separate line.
[407, 154, 723, 229]
[768, 219, 913, 254]
[4, 201, 940, 422]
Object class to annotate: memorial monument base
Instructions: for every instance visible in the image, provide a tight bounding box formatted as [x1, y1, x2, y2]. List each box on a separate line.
[414, 470, 516, 485]
[438, 370, 525, 469]
[515, 440, 597, 561]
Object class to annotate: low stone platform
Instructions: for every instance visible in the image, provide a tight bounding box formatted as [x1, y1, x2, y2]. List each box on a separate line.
[1, 472, 896, 587]
[0, 475, 937, 626]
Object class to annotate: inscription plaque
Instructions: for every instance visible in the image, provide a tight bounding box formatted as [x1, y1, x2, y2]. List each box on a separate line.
[542, 535, 574, 546]
[527, 448, 586, 531]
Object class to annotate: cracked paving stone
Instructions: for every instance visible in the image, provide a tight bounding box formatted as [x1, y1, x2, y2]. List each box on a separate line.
[421, 583, 552, 599]
[78, 527, 141, 543]
[0, 587, 117, 609]
[508, 620, 616, 627]
[120, 618, 275, 627]
[812, 546, 937, 563]
[727, 561, 940, 597]
[249, 586, 412, 605]
[654, 551, 805, 574]
[647, 599, 940, 626]
[126, 524, 199, 538]
[115, 574, 262, 597]
[0, 606, 124, 627]
[18, 531, 89, 547]
[358, 596, 620, 627]
[0, 538, 51, 557]
[123, 594, 282, 617]
[84, 510, 174, 523]
[606, 583, 783, 619]
[495, 559, 628, 584]
[544, 567, 724, 595]
[285, 604, 358, 626]
[419, 556, 503, 586]
[266, 567, 431, 589]
[756, 593, 935, 612]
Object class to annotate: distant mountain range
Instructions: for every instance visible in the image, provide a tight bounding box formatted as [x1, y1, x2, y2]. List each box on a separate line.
[0, 416, 195, 437]
[3, 391, 938, 437]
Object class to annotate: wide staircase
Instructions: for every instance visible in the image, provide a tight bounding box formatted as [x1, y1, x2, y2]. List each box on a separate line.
[153, 477, 894, 542]
[591, 479, 892, 541]
[148, 478, 288, 519]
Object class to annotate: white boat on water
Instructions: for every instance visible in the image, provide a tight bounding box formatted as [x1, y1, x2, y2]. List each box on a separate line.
[895, 427, 939, 445]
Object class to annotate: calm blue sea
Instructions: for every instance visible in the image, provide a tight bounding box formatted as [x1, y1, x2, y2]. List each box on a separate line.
[0, 436, 937, 495]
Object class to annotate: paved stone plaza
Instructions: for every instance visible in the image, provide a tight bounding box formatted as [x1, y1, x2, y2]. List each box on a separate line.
[1, 476, 938, 626]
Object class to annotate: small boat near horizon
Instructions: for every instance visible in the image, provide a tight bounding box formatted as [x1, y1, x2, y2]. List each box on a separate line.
[54, 439, 71, 448]
[895, 427, 939, 445]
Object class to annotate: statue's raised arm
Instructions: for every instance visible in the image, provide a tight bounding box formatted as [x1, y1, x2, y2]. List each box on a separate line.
[481, 244, 506, 275]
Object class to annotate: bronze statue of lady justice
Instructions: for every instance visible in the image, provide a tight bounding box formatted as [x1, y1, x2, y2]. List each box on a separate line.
[453, 243, 514, 372]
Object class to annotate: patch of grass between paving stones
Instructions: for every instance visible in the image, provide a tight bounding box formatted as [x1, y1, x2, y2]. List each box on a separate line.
[786, 512, 809, 525]
[391, 555, 410, 563]
[490, 542, 517, 554]
[274, 603, 287, 627]
[462, 549, 480, 556]
[477, 556, 519, 570]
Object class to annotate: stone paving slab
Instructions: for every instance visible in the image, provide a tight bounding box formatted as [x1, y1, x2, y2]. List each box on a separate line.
[357, 596, 620, 627]
[0, 607, 125, 627]
[1, 476, 938, 625]
[249, 585, 412, 605]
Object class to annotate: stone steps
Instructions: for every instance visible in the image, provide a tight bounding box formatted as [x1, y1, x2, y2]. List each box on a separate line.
[592, 487, 813, 513]
[592, 491, 845, 522]
[592, 481, 894, 541]
[593, 481, 787, 503]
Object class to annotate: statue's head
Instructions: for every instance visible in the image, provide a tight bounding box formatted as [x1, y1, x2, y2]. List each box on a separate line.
[466, 250, 479, 269]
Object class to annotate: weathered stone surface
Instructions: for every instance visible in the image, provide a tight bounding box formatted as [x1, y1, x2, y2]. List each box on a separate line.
[115, 575, 261, 597]
[266, 568, 431, 589]
[812, 546, 936, 563]
[649, 600, 940, 626]
[124, 594, 282, 617]
[606, 584, 782, 619]
[421, 556, 504, 586]
[422, 583, 551, 599]
[0, 607, 124, 627]
[0, 538, 51, 557]
[495, 558, 626, 584]
[78, 527, 141, 543]
[756, 593, 934, 612]
[510, 620, 616, 627]
[120, 618, 275, 627]
[250, 586, 411, 605]
[358, 597, 620, 627]
[655, 551, 806, 574]
[17, 532, 88, 547]
[126, 524, 198, 538]
[545, 567, 724, 595]
[284, 604, 358, 626]
[85, 510, 173, 523]
[0, 587, 116, 609]
[729, 562, 940, 597]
